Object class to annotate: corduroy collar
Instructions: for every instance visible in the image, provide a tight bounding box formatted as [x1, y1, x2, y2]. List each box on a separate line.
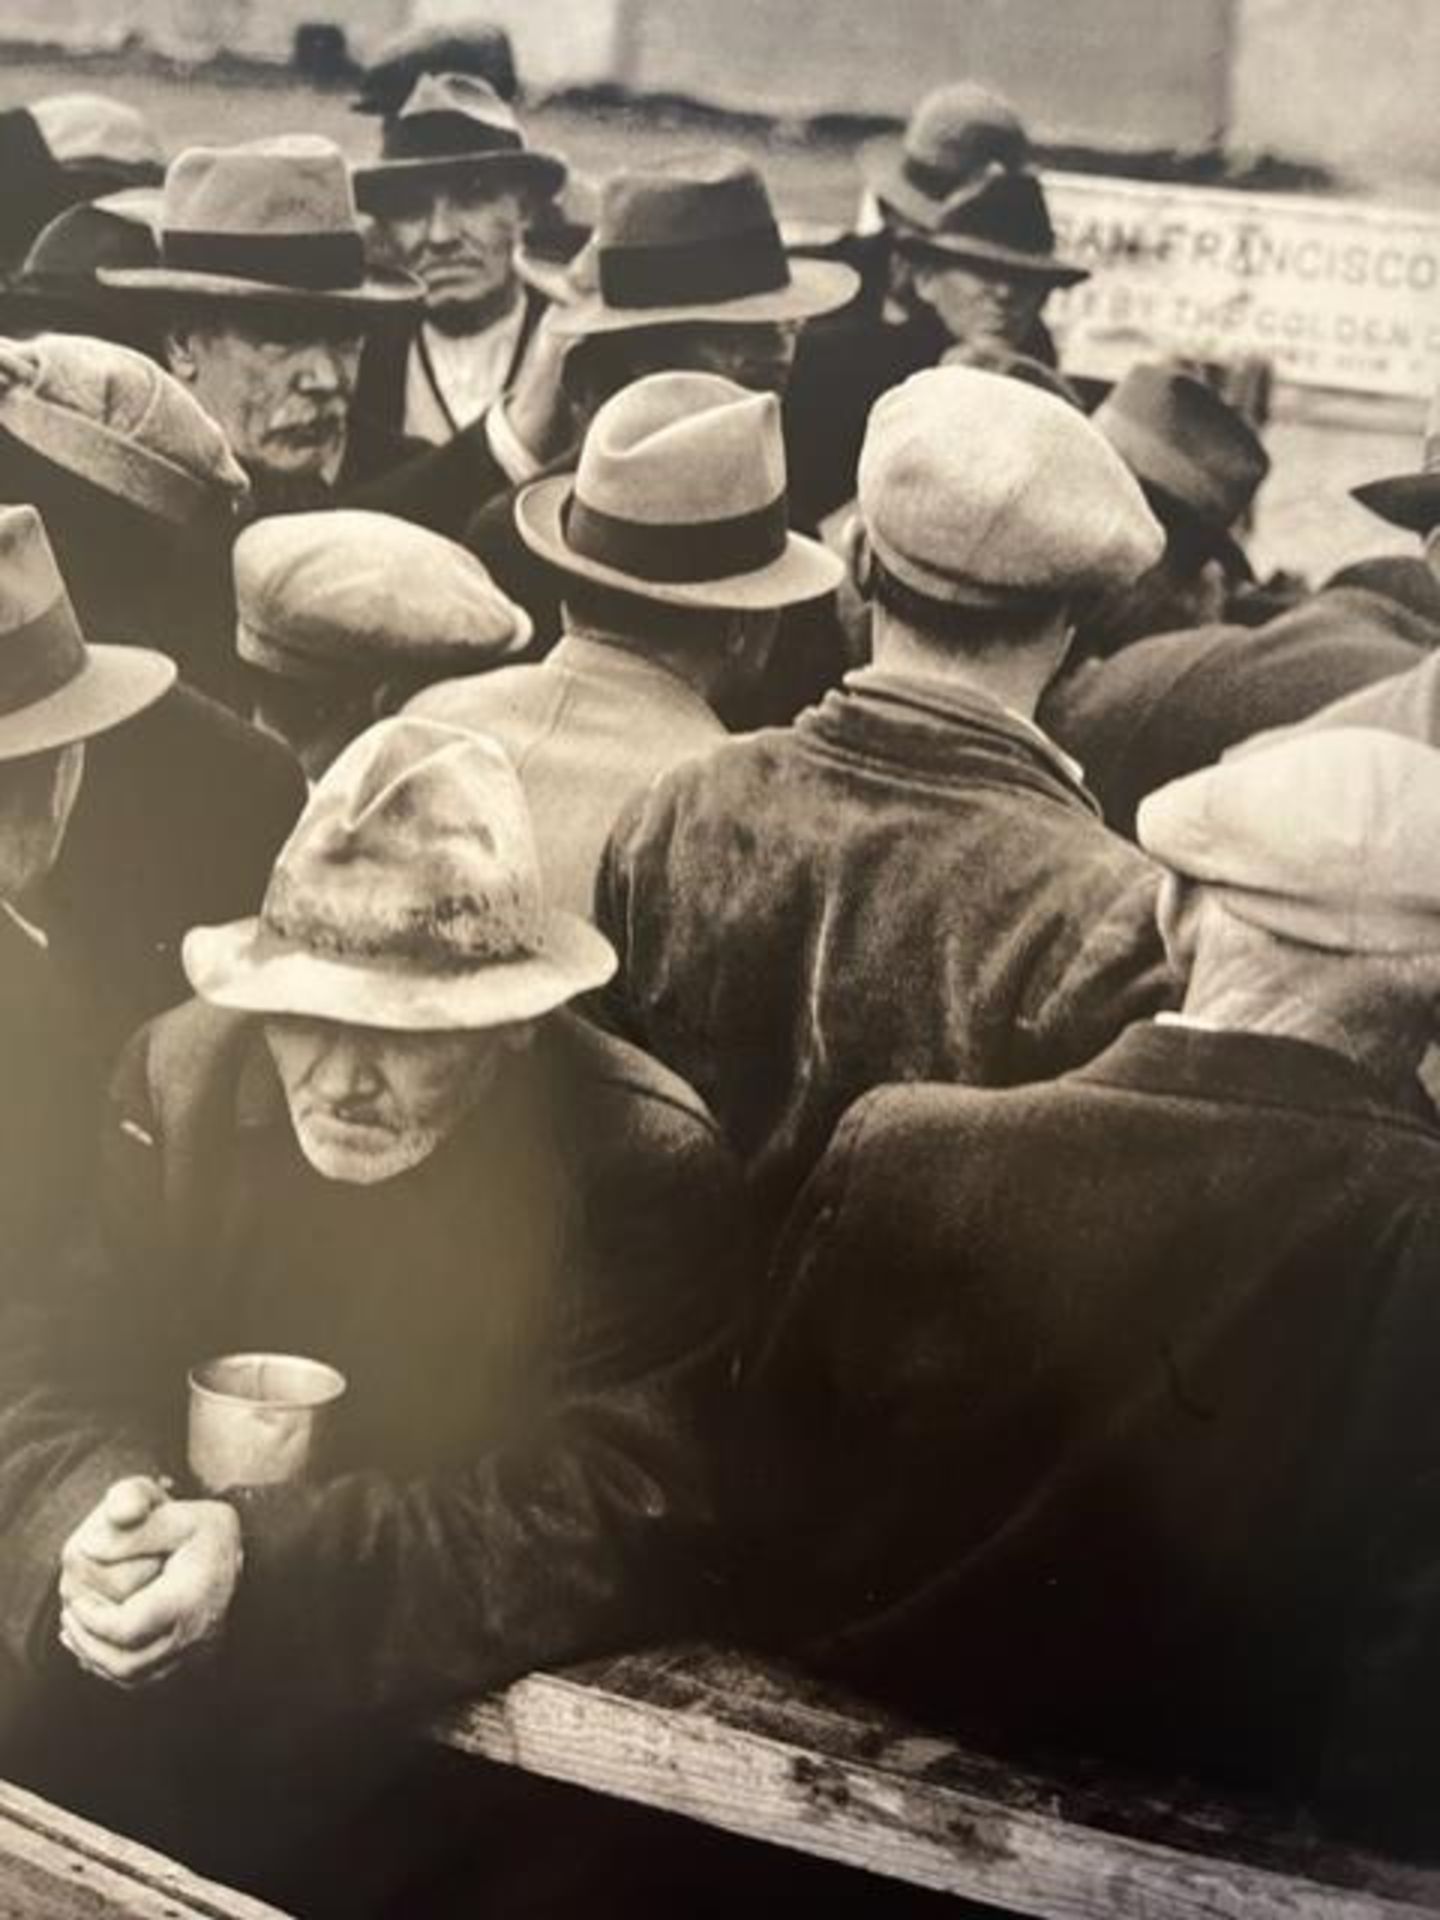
[801, 667, 1100, 814]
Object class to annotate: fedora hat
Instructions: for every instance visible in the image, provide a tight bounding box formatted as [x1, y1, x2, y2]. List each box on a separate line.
[545, 151, 859, 340]
[1353, 385, 1440, 534]
[183, 717, 616, 1031]
[864, 82, 1031, 232]
[99, 136, 421, 314]
[0, 503, 173, 760]
[354, 23, 519, 117]
[354, 74, 564, 209]
[516, 370, 843, 611]
[1094, 362, 1269, 572]
[895, 164, 1086, 286]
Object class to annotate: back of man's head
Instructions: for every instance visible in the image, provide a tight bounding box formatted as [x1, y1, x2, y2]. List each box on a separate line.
[857, 366, 1162, 645]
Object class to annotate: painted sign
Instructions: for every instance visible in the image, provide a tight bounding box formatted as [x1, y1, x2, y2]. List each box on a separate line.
[1043, 172, 1440, 399]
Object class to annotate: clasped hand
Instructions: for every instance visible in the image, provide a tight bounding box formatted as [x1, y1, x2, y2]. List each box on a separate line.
[59, 1477, 243, 1690]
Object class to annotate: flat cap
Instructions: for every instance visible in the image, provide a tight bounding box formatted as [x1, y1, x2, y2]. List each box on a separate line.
[234, 509, 532, 686]
[1138, 726, 1440, 954]
[0, 332, 248, 525]
[858, 367, 1163, 608]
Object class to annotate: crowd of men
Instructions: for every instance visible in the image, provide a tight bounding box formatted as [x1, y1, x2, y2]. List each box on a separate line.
[2, 18, 1440, 1913]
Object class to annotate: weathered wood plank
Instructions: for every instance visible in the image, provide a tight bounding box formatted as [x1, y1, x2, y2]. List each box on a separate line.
[432, 1646, 1440, 1919]
[0, 1779, 289, 1920]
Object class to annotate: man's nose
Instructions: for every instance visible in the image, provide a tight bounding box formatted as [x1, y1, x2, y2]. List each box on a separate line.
[423, 195, 460, 247]
[292, 342, 349, 393]
[310, 1036, 384, 1108]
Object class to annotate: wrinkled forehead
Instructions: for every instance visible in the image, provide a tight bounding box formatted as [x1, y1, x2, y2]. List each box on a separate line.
[178, 301, 365, 351]
[364, 172, 526, 223]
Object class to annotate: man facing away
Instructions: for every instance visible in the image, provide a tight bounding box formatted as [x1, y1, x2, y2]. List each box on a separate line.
[0, 717, 747, 1905]
[411, 370, 841, 916]
[597, 364, 1173, 1222]
[742, 725, 1440, 1858]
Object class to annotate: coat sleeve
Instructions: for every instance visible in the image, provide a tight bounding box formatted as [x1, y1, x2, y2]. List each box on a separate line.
[0, 1031, 173, 1674]
[1014, 849, 1177, 1080]
[219, 1101, 745, 1725]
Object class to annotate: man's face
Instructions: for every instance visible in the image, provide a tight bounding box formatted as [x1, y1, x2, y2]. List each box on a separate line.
[167, 311, 363, 486]
[621, 322, 800, 397]
[0, 742, 84, 900]
[368, 178, 524, 329]
[266, 1016, 527, 1185]
[912, 258, 1048, 349]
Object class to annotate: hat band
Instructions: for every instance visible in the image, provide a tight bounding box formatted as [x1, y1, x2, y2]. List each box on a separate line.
[162, 229, 366, 291]
[566, 490, 787, 583]
[598, 223, 790, 309]
[901, 152, 968, 202]
[0, 592, 86, 717]
[382, 115, 525, 162]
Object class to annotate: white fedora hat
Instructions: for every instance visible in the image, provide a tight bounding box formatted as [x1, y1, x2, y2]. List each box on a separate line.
[183, 717, 615, 1032]
[515, 370, 843, 611]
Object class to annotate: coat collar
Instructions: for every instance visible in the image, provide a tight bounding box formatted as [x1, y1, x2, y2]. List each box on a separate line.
[550, 631, 726, 729]
[1075, 1019, 1439, 1136]
[802, 666, 1101, 814]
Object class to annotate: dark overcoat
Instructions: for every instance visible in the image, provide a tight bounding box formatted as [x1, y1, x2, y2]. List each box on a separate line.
[1041, 585, 1440, 838]
[597, 669, 1173, 1222]
[742, 1023, 1440, 1852]
[0, 1000, 745, 1725]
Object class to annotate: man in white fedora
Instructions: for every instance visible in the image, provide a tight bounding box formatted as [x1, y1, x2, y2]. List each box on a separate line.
[100, 135, 424, 515]
[412, 370, 840, 916]
[354, 74, 566, 446]
[598, 366, 1174, 1225]
[0, 716, 745, 1903]
[0, 503, 173, 1274]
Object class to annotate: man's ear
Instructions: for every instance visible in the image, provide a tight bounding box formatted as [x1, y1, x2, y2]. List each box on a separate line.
[1156, 872, 1203, 976]
[164, 327, 198, 384]
[846, 517, 877, 601]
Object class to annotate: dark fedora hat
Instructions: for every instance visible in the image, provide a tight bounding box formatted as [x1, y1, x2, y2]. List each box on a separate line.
[0, 503, 173, 760]
[1094, 362, 1269, 573]
[546, 151, 859, 340]
[99, 136, 421, 316]
[895, 164, 1087, 287]
[0, 188, 159, 340]
[864, 82, 1031, 232]
[353, 74, 565, 209]
[354, 22, 519, 117]
[1353, 391, 1440, 534]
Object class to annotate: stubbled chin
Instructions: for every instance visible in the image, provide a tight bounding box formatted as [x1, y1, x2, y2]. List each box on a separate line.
[292, 1119, 443, 1186]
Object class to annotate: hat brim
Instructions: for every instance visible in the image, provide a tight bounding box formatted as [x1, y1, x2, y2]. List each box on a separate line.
[0, 642, 174, 761]
[545, 258, 860, 339]
[515, 475, 844, 611]
[863, 145, 951, 236]
[96, 264, 421, 314]
[1351, 473, 1440, 535]
[182, 907, 617, 1032]
[515, 242, 587, 306]
[354, 150, 566, 205]
[898, 227, 1088, 287]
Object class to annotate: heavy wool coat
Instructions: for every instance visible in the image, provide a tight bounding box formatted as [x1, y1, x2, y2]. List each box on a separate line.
[1040, 585, 1439, 839]
[597, 670, 1174, 1222]
[0, 1001, 746, 1731]
[742, 1023, 1440, 1852]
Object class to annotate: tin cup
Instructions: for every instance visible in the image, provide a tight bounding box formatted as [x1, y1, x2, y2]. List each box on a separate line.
[187, 1353, 347, 1495]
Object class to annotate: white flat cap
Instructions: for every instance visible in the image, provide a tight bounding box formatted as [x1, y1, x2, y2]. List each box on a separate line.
[1138, 726, 1440, 954]
[858, 366, 1164, 608]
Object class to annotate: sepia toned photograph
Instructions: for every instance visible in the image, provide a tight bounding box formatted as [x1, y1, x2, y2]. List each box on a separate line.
[0, 3, 1438, 1915]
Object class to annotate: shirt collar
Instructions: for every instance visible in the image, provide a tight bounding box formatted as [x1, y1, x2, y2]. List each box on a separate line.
[0, 897, 48, 950]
